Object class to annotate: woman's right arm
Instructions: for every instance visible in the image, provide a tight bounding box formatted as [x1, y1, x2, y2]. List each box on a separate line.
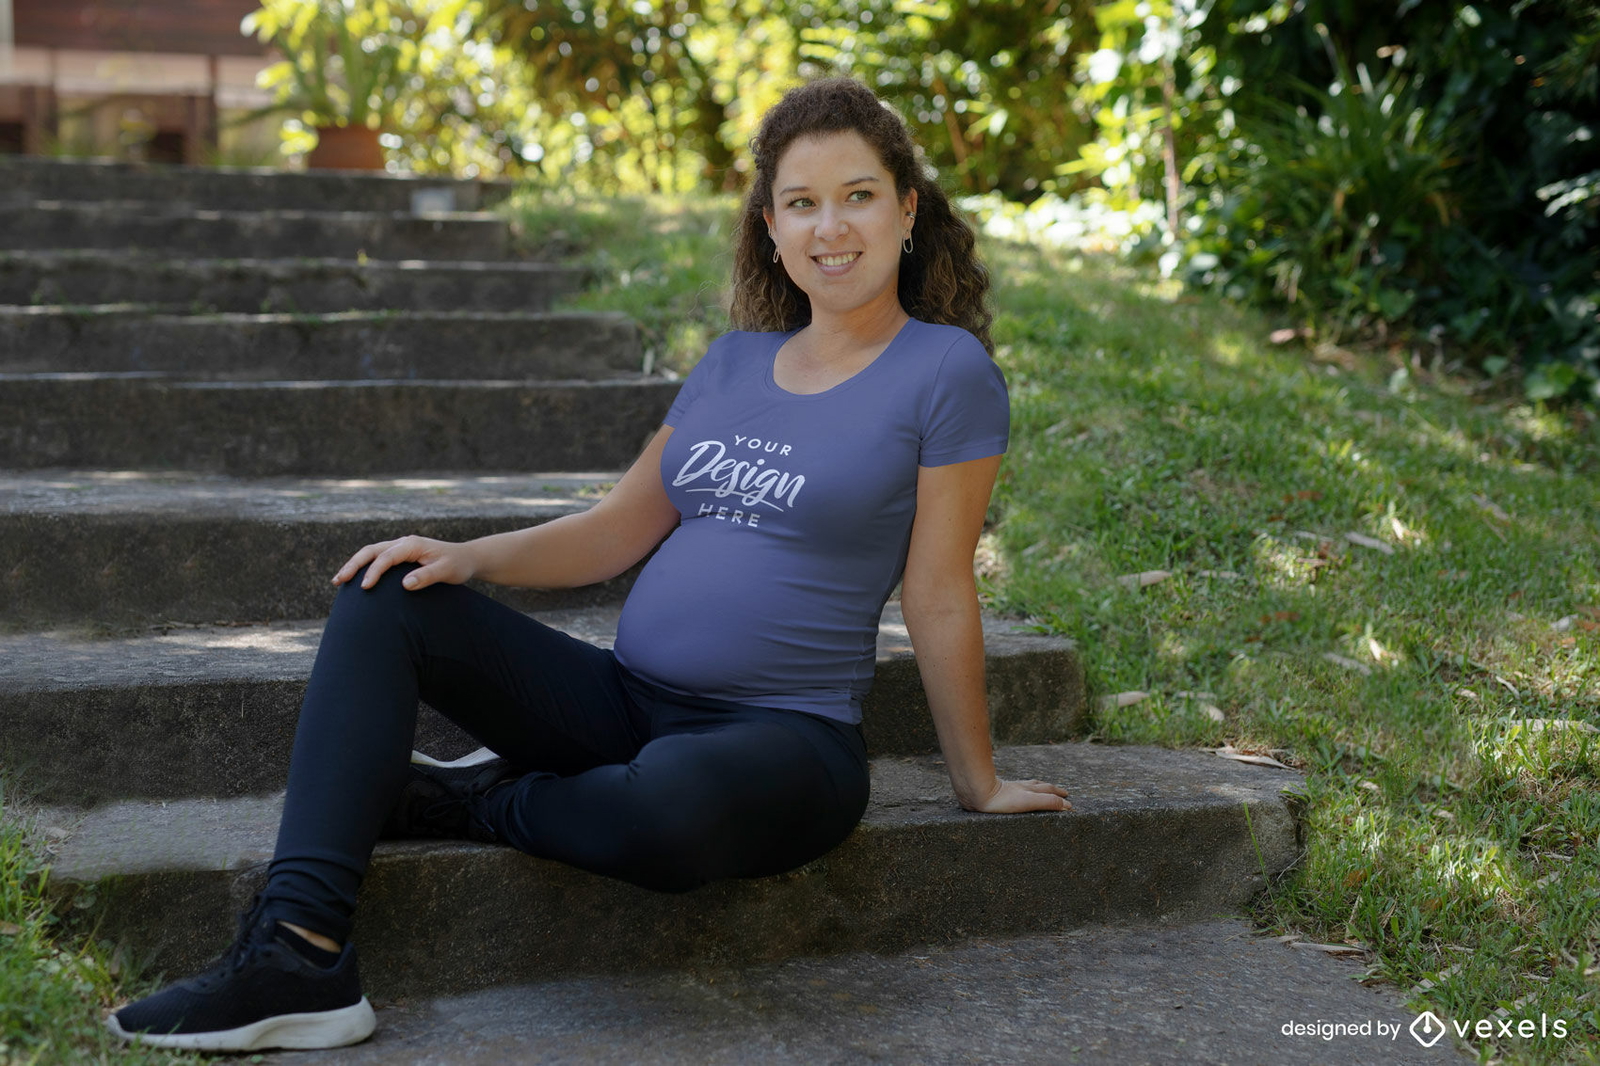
[332, 426, 681, 592]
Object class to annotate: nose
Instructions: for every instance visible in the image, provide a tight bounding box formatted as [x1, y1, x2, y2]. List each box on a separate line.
[816, 204, 848, 241]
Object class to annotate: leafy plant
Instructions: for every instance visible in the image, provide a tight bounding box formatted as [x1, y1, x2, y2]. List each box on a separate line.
[1184, 60, 1459, 340]
[241, 0, 427, 129]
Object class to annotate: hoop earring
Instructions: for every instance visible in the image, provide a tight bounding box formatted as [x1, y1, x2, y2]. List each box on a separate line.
[773, 246, 781, 264]
[902, 233, 914, 254]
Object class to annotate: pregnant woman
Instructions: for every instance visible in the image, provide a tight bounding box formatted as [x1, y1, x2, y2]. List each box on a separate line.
[109, 75, 1070, 1052]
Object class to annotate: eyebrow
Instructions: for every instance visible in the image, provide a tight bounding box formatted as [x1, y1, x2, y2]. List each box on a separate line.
[777, 176, 882, 197]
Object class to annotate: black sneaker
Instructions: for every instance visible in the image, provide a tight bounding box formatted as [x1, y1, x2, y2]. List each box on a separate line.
[379, 746, 521, 843]
[106, 896, 374, 1051]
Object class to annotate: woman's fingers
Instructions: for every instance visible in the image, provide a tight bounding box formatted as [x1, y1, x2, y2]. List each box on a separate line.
[972, 779, 1073, 814]
[333, 536, 470, 591]
[362, 536, 425, 588]
[331, 540, 392, 586]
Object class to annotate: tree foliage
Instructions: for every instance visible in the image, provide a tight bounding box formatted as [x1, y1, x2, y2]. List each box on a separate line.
[241, 0, 1600, 398]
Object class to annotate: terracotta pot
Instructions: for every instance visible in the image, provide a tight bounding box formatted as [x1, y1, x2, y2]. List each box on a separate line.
[306, 125, 386, 171]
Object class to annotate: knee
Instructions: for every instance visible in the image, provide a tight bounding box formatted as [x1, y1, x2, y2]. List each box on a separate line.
[610, 795, 728, 893]
[335, 562, 426, 614]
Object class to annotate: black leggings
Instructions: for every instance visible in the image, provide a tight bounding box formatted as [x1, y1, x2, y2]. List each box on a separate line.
[260, 564, 871, 944]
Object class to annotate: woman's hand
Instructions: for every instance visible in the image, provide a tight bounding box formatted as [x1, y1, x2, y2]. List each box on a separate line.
[959, 778, 1073, 814]
[332, 535, 478, 592]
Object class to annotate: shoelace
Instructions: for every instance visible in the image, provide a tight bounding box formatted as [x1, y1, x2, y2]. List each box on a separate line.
[189, 897, 272, 991]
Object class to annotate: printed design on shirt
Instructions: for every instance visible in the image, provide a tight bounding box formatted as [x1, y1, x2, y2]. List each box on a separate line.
[672, 433, 804, 530]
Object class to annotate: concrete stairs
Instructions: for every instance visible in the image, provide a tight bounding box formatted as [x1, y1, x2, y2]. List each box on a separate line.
[0, 157, 1308, 1047]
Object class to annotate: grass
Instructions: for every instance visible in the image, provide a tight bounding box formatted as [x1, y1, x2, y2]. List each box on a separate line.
[499, 188, 736, 376]
[982, 245, 1600, 1064]
[516, 193, 1600, 1064]
[0, 779, 206, 1066]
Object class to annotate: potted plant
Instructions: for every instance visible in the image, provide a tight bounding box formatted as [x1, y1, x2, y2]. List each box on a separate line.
[241, 0, 420, 170]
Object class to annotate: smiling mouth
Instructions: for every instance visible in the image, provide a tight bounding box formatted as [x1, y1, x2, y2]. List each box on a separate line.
[814, 252, 861, 267]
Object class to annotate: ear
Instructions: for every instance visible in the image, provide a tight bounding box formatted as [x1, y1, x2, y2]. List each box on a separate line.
[762, 206, 775, 232]
[903, 188, 919, 225]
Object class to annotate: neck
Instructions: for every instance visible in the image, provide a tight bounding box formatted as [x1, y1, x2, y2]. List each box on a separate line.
[804, 290, 909, 349]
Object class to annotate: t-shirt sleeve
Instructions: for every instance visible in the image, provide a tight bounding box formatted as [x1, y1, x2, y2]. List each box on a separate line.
[918, 332, 1009, 466]
[664, 338, 725, 427]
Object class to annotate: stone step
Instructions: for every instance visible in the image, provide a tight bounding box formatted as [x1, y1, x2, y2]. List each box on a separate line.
[0, 605, 1083, 803]
[0, 374, 677, 475]
[0, 470, 629, 630]
[44, 744, 1301, 1000]
[0, 202, 515, 262]
[0, 252, 587, 314]
[0, 156, 513, 214]
[253, 923, 1468, 1066]
[0, 308, 642, 380]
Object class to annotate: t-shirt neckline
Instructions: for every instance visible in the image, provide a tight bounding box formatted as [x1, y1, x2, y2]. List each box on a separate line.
[763, 318, 917, 400]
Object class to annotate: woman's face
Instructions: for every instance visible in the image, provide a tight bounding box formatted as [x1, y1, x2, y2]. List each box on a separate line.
[762, 130, 917, 324]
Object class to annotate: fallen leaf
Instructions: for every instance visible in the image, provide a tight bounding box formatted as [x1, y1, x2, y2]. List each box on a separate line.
[1514, 718, 1600, 735]
[1323, 653, 1373, 676]
[1196, 570, 1243, 580]
[1212, 747, 1295, 770]
[1344, 869, 1368, 888]
[1344, 532, 1395, 555]
[1202, 705, 1226, 723]
[1413, 965, 1462, 994]
[0, 921, 21, 936]
[1270, 328, 1299, 344]
[1554, 615, 1579, 632]
[1471, 493, 1512, 522]
[1263, 611, 1301, 623]
[1117, 570, 1172, 589]
[1098, 691, 1149, 709]
[1174, 691, 1217, 700]
[1359, 780, 1382, 793]
[1291, 941, 1366, 956]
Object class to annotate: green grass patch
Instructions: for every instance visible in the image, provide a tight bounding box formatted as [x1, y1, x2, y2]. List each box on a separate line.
[0, 779, 207, 1065]
[500, 189, 736, 376]
[509, 193, 1600, 1063]
[983, 243, 1600, 1064]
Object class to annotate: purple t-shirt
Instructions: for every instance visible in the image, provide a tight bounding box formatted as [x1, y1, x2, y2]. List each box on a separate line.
[611, 317, 1009, 724]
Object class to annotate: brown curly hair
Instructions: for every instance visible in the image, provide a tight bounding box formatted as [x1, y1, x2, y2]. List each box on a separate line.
[729, 77, 994, 355]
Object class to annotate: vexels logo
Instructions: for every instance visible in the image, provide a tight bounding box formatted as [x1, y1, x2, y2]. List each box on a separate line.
[1411, 1009, 1569, 1046]
[1410, 1011, 1446, 1047]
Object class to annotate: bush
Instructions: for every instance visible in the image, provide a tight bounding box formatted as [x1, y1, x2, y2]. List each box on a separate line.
[1185, 2, 1600, 403]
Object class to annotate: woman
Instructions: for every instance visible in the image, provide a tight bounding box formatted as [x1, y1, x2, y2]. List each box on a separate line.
[108, 76, 1071, 1052]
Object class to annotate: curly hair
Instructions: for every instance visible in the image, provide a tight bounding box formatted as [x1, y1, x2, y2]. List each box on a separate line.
[729, 77, 994, 355]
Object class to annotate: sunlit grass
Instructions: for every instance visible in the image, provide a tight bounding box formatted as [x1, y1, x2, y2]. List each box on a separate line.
[982, 239, 1600, 1064]
[501, 189, 736, 375]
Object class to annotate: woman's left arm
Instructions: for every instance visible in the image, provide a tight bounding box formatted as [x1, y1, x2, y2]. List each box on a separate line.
[901, 455, 1073, 814]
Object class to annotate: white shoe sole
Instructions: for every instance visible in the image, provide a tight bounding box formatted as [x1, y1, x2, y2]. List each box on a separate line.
[410, 745, 500, 769]
[107, 996, 376, 1051]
